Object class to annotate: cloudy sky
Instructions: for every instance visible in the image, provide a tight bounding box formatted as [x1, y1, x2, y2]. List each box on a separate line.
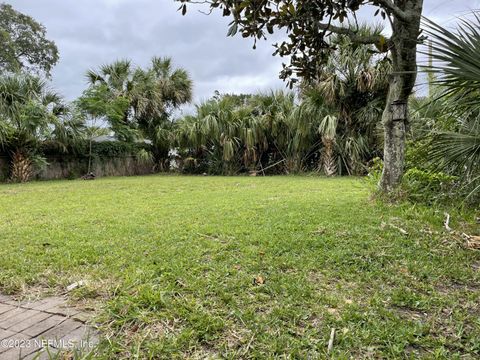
[6, 0, 480, 112]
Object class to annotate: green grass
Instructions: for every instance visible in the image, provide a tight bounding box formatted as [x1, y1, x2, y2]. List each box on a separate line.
[0, 175, 479, 359]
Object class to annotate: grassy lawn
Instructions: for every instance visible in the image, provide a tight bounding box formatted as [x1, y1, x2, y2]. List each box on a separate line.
[0, 175, 479, 358]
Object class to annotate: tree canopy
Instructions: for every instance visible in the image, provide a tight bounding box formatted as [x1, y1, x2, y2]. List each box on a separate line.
[178, 0, 424, 192]
[79, 57, 193, 169]
[0, 3, 59, 76]
[178, 0, 411, 86]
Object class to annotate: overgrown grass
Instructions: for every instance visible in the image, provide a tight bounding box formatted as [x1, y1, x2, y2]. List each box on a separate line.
[0, 175, 479, 358]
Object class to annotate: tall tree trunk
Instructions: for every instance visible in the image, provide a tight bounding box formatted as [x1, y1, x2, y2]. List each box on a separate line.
[87, 138, 93, 174]
[153, 145, 170, 172]
[322, 137, 337, 176]
[10, 149, 33, 183]
[379, 0, 423, 192]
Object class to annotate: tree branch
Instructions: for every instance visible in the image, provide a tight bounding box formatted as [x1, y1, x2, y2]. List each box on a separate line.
[317, 22, 390, 47]
[372, 0, 409, 21]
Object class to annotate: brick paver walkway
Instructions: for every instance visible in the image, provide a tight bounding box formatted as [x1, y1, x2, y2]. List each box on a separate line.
[0, 294, 97, 359]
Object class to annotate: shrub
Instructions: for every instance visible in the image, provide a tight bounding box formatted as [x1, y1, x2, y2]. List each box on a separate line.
[401, 168, 458, 204]
[40, 140, 152, 159]
[366, 157, 383, 184]
[367, 158, 458, 205]
[405, 139, 431, 171]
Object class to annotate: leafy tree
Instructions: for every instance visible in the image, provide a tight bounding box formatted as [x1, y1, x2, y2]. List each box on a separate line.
[0, 74, 83, 182]
[178, 0, 425, 191]
[134, 57, 193, 170]
[82, 119, 110, 174]
[80, 57, 192, 169]
[0, 3, 59, 76]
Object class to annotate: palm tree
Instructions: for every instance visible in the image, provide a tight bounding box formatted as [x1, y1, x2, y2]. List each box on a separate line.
[81, 57, 192, 170]
[421, 15, 480, 200]
[174, 91, 304, 175]
[250, 91, 303, 173]
[0, 74, 83, 182]
[174, 94, 241, 173]
[83, 60, 137, 141]
[298, 25, 390, 175]
[134, 57, 193, 170]
[291, 89, 329, 172]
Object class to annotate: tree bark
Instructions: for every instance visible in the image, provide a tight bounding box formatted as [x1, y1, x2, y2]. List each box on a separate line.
[379, 0, 424, 192]
[322, 137, 337, 176]
[87, 138, 93, 174]
[153, 146, 170, 172]
[10, 149, 33, 183]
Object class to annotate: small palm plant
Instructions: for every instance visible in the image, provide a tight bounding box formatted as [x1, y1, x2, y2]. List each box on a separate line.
[423, 14, 480, 200]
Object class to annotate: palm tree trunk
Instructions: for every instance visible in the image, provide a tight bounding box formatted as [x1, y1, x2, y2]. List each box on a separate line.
[10, 150, 33, 183]
[87, 138, 93, 174]
[322, 138, 337, 176]
[153, 146, 170, 172]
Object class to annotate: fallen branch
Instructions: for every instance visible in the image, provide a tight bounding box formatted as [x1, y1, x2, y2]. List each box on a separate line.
[258, 160, 266, 176]
[444, 213, 453, 232]
[253, 158, 286, 174]
[388, 223, 408, 236]
[327, 328, 335, 354]
[243, 334, 255, 355]
[462, 233, 480, 250]
[441, 214, 479, 250]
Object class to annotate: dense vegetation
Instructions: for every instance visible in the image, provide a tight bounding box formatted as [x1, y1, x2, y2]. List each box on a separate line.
[175, 28, 390, 176]
[0, 74, 83, 182]
[178, 0, 424, 192]
[402, 16, 480, 206]
[0, 2, 478, 359]
[0, 2, 478, 204]
[170, 16, 479, 205]
[0, 9, 480, 204]
[78, 57, 193, 170]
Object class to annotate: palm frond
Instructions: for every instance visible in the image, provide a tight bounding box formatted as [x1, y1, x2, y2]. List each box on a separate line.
[421, 12, 480, 200]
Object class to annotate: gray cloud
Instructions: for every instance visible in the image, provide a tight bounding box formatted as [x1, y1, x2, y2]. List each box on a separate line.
[6, 0, 479, 110]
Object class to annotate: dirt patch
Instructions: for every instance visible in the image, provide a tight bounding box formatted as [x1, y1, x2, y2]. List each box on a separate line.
[394, 307, 428, 322]
[472, 261, 480, 272]
[436, 281, 480, 296]
[405, 344, 429, 358]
